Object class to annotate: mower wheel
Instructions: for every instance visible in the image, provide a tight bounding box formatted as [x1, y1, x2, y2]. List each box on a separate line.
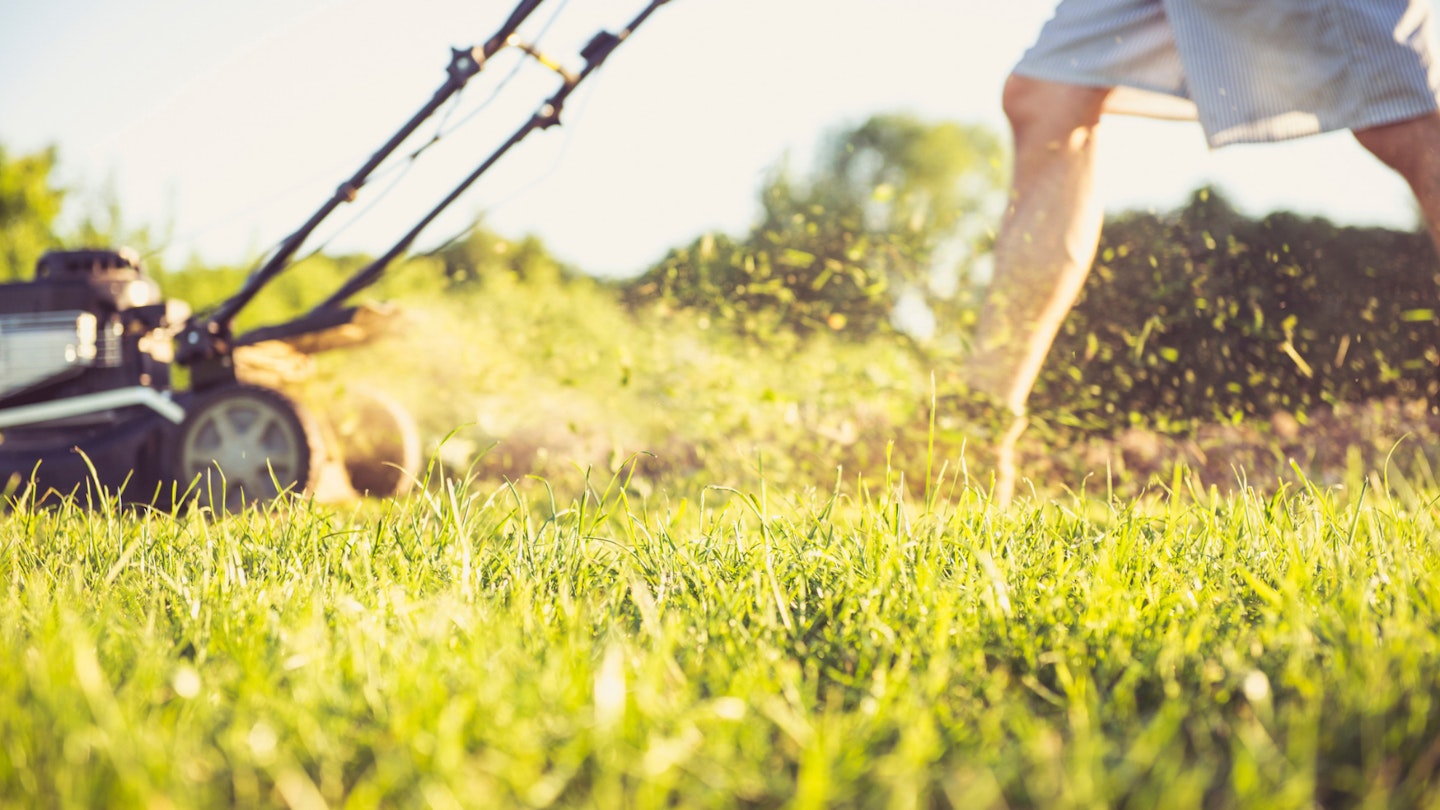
[174, 384, 322, 510]
[329, 388, 422, 497]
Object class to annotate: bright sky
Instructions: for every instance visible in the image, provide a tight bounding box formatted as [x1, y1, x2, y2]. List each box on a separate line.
[0, 0, 1428, 277]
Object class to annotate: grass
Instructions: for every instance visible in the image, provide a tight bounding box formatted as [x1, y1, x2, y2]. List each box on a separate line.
[8, 276, 1440, 807]
[5, 465, 1440, 808]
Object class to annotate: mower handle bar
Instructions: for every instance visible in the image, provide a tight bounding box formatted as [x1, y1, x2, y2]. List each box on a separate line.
[180, 0, 670, 369]
[309, 0, 671, 313]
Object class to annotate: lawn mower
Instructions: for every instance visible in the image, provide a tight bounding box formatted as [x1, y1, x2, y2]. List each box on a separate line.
[0, 0, 671, 509]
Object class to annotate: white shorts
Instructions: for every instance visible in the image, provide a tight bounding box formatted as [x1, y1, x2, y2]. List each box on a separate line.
[1014, 0, 1440, 147]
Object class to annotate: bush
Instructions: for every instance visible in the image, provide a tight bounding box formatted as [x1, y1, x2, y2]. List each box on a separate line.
[1032, 189, 1440, 430]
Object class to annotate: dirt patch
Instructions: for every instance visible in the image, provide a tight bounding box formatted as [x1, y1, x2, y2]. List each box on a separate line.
[1030, 398, 1440, 494]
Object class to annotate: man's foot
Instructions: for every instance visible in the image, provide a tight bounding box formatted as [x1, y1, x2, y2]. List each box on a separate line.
[932, 385, 1028, 507]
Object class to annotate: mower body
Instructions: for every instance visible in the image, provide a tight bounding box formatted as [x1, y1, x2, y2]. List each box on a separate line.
[0, 0, 666, 506]
[0, 249, 193, 501]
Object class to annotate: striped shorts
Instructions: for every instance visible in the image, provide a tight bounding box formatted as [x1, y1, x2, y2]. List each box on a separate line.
[1014, 0, 1440, 147]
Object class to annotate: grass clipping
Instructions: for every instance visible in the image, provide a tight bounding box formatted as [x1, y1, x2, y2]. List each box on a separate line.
[4, 471, 1440, 806]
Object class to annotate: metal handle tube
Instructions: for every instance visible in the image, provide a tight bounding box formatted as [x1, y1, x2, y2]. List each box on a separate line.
[308, 0, 671, 313]
[204, 0, 551, 330]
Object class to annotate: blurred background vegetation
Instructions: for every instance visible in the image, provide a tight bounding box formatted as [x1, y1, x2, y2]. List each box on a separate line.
[5, 111, 1440, 495]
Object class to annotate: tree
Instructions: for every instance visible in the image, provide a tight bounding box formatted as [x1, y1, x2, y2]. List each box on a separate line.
[627, 114, 1005, 338]
[435, 221, 575, 288]
[0, 144, 64, 281]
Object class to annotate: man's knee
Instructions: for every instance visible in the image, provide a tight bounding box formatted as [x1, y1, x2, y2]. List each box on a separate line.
[1002, 74, 1111, 146]
[1354, 112, 1440, 178]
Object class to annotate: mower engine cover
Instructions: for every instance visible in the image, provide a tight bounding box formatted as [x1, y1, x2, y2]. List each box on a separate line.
[2, 248, 162, 315]
[0, 248, 179, 406]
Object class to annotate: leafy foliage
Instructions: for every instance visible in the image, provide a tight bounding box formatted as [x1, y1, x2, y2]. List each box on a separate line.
[0, 144, 165, 281]
[435, 224, 577, 288]
[625, 114, 1004, 339]
[0, 144, 64, 281]
[1035, 188, 1440, 429]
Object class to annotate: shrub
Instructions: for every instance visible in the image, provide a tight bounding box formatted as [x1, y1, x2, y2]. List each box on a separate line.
[1032, 189, 1440, 429]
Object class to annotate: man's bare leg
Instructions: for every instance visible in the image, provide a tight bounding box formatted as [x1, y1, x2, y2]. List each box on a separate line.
[965, 76, 1114, 413]
[1354, 112, 1440, 253]
[957, 76, 1112, 504]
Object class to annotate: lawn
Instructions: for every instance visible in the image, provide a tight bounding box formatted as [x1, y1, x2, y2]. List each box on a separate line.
[4, 465, 1440, 808]
[7, 276, 1440, 808]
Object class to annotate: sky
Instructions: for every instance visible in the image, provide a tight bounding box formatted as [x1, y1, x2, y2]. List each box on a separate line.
[0, 0, 1429, 278]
